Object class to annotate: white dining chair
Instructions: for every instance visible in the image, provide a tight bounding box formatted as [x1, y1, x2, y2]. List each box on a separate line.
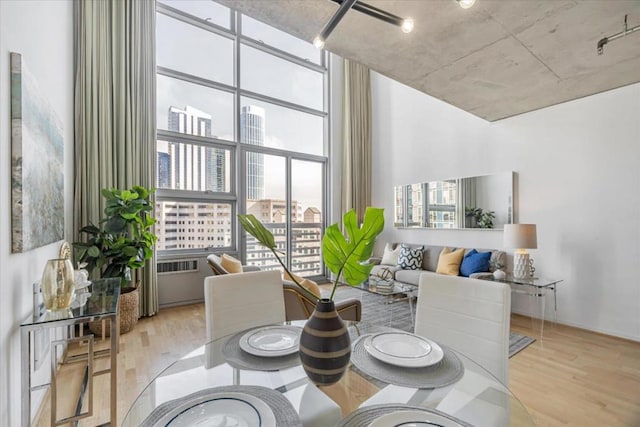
[414, 273, 511, 383]
[204, 269, 286, 341]
[414, 273, 512, 427]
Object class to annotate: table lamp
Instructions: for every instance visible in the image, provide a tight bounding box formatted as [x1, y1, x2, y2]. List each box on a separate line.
[504, 224, 537, 279]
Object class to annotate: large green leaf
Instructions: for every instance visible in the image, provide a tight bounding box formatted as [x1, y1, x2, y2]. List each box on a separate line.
[238, 214, 276, 250]
[323, 207, 384, 287]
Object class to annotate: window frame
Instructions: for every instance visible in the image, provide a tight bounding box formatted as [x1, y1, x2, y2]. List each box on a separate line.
[155, 3, 330, 276]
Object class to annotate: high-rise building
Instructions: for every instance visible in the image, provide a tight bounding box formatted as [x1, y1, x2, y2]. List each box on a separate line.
[241, 105, 265, 200]
[159, 105, 226, 192]
[157, 151, 170, 189]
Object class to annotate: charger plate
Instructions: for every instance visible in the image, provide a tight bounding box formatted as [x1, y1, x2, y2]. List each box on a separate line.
[140, 385, 302, 427]
[363, 332, 443, 368]
[223, 326, 301, 371]
[337, 404, 473, 427]
[239, 325, 301, 357]
[159, 391, 275, 426]
[351, 335, 463, 389]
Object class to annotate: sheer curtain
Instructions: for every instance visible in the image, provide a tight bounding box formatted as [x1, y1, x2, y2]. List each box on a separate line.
[74, 0, 158, 316]
[341, 59, 372, 223]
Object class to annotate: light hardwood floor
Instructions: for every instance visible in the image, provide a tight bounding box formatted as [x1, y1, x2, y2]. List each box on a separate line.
[37, 303, 640, 426]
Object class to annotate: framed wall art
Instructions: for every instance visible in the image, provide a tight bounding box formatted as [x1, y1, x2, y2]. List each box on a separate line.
[10, 52, 64, 252]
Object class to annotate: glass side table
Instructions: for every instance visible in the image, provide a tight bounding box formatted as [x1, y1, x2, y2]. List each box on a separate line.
[479, 274, 563, 339]
[20, 278, 120, 427]
[355, 279, 419, 324]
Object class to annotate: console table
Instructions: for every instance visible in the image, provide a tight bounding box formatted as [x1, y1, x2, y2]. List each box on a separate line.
[20, 278, 120, 427]
[479, 274, 562, 339]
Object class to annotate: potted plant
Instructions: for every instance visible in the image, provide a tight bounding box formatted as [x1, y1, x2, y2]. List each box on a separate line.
[239, 207, 384, 385]
[74, 186, 157, 334]
[465, 207, 495, 229]
[478, 210, 495, 229]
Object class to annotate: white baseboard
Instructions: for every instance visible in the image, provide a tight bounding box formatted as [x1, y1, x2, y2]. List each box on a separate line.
[510, 308, 640, 342]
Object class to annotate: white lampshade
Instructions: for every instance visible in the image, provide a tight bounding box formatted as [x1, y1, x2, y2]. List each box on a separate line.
[503, 224, 537, 250]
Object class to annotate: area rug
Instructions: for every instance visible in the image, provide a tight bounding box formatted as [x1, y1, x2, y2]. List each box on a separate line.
[332, 285, 535, 358]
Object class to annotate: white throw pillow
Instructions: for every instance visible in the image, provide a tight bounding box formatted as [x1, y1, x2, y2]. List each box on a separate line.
[380, 243, 402, 265]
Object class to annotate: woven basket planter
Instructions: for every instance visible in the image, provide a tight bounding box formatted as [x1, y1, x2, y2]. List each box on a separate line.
[89, 287, 139, 336]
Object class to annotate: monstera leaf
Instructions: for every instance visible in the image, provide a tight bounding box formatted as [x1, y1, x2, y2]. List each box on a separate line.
[323, 208, 384, 299]
[238, 214, 277, 252]
[239, 208, 384, 302]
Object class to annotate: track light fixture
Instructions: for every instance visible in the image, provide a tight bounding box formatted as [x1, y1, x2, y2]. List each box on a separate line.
[314, 0, 414, 49]
[457, 0, 476, 9]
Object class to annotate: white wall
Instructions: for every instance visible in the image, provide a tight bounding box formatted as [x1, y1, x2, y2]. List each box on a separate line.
[371, 73, 640, 341]
[0, 1, 74, 425]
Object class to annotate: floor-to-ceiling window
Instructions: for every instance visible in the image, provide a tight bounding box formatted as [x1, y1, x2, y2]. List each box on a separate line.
[155, 1, 328, 277]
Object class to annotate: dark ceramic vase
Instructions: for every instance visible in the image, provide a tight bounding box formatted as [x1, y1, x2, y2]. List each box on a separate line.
[299, 299, 351, 386]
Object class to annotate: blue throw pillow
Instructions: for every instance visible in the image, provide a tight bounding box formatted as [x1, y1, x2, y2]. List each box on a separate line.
[459, 249, 491, 277]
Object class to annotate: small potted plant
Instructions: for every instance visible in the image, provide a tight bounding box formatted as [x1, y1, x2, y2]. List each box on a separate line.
[74, 186, 157, 334]
[239, 207, 384, 385]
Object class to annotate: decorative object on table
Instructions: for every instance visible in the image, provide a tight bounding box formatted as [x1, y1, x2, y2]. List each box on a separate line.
[504, 223, 537, 279]
[374, 267, 394, 282]
[74, 186, 157, 334]
[369, 267, 395, 293]
[41, 258, 75, 312]
[493, 269, 507, 280]
[71, 262, 92, 308]
[490, 257, 507, 279]
[350, 335, 463, 389]
[529, 258, 536, 277]
[139, 385, 302, 427]
[10, 52, 64, 253]
[239, 207, 384, 385]
[337, 404, 472, 427]
[58, 241, 72, 259]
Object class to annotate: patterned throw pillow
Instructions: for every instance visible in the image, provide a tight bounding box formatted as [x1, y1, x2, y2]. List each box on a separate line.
[397, 245, 424, 270]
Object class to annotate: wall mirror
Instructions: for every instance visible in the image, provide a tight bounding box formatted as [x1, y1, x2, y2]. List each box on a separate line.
[394, 172, 513, 229]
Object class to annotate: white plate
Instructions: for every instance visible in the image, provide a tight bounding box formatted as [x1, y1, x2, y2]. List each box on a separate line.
[368, 410, 465, 427]
[158, 391, 277, 427]
[363, 333, 444, 368]
[239, 325, 302, 357]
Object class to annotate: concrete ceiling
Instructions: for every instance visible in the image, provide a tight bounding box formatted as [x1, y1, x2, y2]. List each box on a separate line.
[217, 0, 640, 121]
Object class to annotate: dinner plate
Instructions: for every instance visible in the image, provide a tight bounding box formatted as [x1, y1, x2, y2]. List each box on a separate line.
[363, 332, 444, 368]
[368, 410, 465, 427]
[239, 325, 302, 357]
[158, 391, 277, 426]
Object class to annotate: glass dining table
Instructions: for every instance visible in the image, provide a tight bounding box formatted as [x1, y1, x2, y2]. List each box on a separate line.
[122, 321, 535, 427]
